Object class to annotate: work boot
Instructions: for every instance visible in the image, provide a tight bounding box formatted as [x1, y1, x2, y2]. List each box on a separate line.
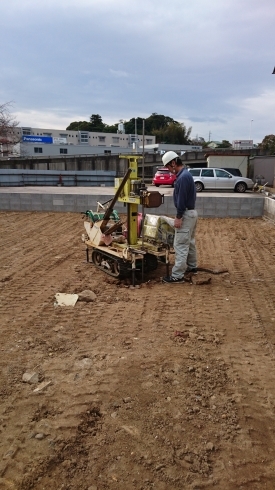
[162, 276, 185, 284]
[185, 267, 198, 274]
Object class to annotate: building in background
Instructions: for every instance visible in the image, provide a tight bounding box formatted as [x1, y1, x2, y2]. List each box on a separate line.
[207, 141, 222, 149]
[10, 126, 156, 158]
[232, 140, 254, 150]
[140, 143, 202, 154]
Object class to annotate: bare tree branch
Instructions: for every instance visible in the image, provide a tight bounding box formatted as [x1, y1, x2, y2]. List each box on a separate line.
[0, 102, 20, 157]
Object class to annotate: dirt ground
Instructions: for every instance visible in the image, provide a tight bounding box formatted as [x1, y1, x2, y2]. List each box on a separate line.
[1, 211, 275, 490]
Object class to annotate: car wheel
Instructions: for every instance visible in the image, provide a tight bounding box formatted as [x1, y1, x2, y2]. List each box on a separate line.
[171, 183, 174, 188]
[195, 181, 203, 192]
[235, 182, 247, 193]
[155, 184, 160, 187]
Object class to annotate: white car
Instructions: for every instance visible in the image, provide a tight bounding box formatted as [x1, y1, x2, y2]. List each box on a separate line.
[188, 168, 254, 193]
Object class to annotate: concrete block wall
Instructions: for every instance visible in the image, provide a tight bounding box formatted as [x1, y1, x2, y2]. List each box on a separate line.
[137, 195, 265, 219]
[0, 193, 111, 213]
[0, 191, 268, 219]
[263, 196, 275, 224]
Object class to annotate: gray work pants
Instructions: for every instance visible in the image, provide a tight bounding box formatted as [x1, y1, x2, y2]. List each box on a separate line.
[172, 209, 198, 279]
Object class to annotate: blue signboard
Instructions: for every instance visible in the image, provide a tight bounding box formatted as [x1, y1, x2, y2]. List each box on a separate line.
[22, 135, 53, 144]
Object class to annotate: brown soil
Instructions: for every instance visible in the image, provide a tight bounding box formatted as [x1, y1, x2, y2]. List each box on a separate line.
[1, 211, 275, 490]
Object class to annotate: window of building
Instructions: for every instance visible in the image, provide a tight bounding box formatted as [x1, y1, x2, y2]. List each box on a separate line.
[146, 139, 153, 144]
[34, 147, 43, 154]
[22, 128, 31, 135]
[98, 136, 106, 142]
[43, 132, 52, 136]
[59, 133, 68, 138]
[60, 148, 68, 154]
[112, 137, 119, 143]
[80, 132, 89, 143]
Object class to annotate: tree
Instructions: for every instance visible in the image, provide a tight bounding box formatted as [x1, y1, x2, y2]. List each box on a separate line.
[216, 140, 232, 148]
[152, 122, 192, 145]
[65, 112, 194, 144]
[89, 114, 105, 132]
[259, 135, 275, 154]
[66, 115, 105, 132]
[0, 102, 19, 157]
[104, 123, 118, 133]
[124, 117, 144, 134]
[66, 121, 91, 131]
[145, 113, 175, 133]
[191, 136, 207, 147]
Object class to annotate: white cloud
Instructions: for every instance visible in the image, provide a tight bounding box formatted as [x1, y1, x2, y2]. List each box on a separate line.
[14, 109, 87, 130]
[1, 0, 275, 144]
[227, 89, 275, 142]
[109, 69, 130, 78]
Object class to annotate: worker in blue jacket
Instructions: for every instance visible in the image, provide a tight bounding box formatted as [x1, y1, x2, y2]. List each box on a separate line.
[161, 151, 198, 283]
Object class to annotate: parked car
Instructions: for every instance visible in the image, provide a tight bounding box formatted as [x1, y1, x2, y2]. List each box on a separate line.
[187, 168, 254, 193]
[152, 167, 176, 187]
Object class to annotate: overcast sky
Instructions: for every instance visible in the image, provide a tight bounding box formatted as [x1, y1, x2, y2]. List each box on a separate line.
[1, 0, 274, 144]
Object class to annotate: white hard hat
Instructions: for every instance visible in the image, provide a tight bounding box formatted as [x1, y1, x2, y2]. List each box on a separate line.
[162, 151, 178, 166]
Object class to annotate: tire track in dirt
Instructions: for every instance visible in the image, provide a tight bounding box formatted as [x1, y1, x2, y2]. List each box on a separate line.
[2, 213, 275, 489]
[50, 291, 235, 489]
[173, 217, 275, 486]
[199, 218, 275, 486]
[0, 214, 83, 323]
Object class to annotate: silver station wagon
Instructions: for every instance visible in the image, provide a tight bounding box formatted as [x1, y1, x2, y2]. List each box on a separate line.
[188, 168, 254, 193]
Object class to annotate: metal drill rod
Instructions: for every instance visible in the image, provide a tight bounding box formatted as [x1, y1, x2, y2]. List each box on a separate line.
[100, 167, 132, 231]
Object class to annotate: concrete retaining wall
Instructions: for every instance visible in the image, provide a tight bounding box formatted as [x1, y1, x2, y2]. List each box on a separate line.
[0, 190, 266, 219]
[0, 169, 116, 187]
[264, 196, 275, 224]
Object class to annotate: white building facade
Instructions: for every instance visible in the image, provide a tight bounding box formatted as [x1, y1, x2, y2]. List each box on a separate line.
[232, 140, 254, 150]
[11, 126, 156, 157]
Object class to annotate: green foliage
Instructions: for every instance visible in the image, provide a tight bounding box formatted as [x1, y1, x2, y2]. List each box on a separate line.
[66, 112, 192, 144]
[104, 124, 118, 133]
[123, 114, 176, 135]
[191, 136, 208, 148]
[259, 135, 275, 154]
[124, 117, 144, 134]
[145, 113, 175, 133]
[66, 121, 91, 131]
[152, 122, 192, 145]
[66, 114, 106, 132]
[216, 140, 232, 148]
[89, 114, 105, 132]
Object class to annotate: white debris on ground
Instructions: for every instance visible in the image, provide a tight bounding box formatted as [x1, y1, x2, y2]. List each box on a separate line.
[54, 293, 79, 307]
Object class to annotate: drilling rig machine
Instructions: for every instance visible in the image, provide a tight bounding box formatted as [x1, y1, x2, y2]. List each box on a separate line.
[83, 154, 171, 285]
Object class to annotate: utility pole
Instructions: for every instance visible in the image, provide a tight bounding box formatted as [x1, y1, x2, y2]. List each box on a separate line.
[208, 131, 211, 142]
[250, 120, 253, 140]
